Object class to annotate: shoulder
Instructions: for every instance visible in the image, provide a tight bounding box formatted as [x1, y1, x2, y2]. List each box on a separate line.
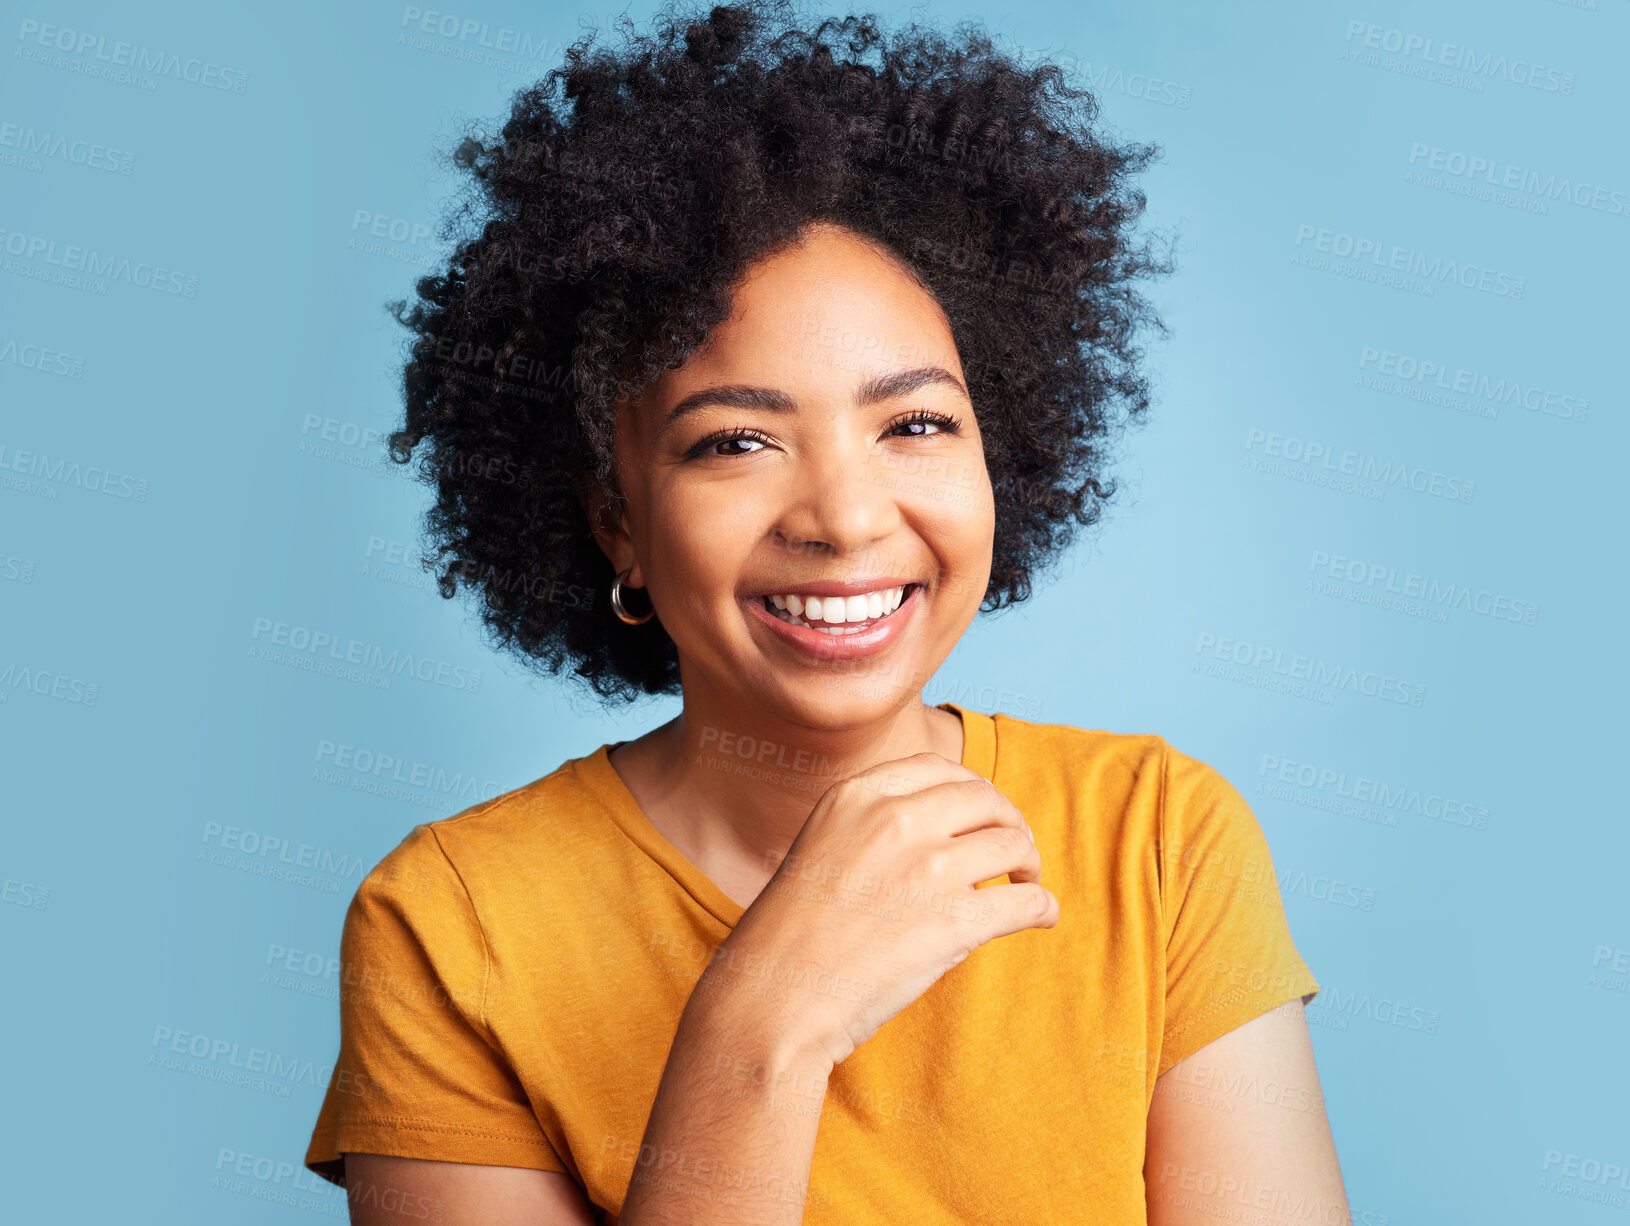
[995, 712, 1248, 807]
[1146, 741, 1279, 910]
[352, 750, 608, 913]
[1155, 738, 1263, 843]
[987, 712, 1258, 844]
[990, 708, 1169, 792]
[980, 710, 1175, 857]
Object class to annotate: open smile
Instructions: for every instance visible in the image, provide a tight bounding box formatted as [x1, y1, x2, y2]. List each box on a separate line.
[744, 582, 924, 659]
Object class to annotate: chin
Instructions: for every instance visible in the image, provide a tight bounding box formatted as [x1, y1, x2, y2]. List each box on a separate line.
[764, 667, 928, 725]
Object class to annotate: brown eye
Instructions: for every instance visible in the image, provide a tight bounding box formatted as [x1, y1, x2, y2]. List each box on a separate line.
[888, 409, 961, 438]
[686, 427, 773, 459]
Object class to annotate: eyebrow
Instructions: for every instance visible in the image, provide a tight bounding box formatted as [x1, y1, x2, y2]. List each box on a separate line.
[661, 366, 970, 432]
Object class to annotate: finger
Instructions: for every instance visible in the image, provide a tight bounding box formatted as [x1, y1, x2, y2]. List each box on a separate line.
[897, 775, 1027, 838]
[946, 823, 1043, 887]
[968, 881, 1060, 940]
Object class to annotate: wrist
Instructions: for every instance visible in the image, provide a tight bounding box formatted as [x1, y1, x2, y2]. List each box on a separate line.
[684, 962, 840, 1077]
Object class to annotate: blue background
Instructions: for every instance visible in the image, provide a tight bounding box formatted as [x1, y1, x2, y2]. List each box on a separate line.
[2, 0, 1625, 1221]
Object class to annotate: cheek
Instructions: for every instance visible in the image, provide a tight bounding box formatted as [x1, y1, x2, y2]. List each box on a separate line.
[853, 467, 989, 620]
[943, 479, 995, 607]
[645, 491, 762, 599]
[940, 470, 995, 548]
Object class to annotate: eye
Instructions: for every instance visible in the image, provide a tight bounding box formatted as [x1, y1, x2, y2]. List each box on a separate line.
[685, 427, 773, 459]
[684, 409, 963, 460]
[886, 408, 962, 438]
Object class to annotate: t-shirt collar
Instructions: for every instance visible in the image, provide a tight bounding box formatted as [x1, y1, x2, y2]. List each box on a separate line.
[575, 703, 999, 928]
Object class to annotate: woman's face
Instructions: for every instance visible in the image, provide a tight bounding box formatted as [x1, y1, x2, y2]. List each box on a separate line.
[597, 221, 995, 729]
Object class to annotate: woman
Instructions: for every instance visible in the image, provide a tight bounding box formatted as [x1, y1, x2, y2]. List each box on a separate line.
[305, 2, 1350, 1221]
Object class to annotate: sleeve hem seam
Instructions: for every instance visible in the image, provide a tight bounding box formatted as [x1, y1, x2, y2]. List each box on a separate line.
[315, 1117, 553, 1144]
[1164, 973, 1321, 1048]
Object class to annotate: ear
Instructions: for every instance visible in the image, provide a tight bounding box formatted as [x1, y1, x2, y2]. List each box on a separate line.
[574, 471, 645, 588]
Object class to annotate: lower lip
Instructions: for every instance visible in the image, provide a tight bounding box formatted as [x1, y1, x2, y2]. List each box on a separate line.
[745, 585, 923, 661]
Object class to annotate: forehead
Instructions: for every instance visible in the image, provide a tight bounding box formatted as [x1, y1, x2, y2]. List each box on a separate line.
[642, 224, 962, 410]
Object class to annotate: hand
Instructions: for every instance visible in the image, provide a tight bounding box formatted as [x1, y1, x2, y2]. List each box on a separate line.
[696, 752, 1059, 1067]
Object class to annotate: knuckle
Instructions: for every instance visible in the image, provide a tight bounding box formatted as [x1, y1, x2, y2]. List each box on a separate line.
[822, 777, 855, 810]
[922, 847, 949, 880]
[832, 773, 867, 800]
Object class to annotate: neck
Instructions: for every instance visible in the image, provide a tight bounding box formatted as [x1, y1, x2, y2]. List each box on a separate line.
[610, 692, 965, 890]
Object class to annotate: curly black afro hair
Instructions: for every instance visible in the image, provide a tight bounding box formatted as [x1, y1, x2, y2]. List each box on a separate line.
[386, 0, 1171, 703]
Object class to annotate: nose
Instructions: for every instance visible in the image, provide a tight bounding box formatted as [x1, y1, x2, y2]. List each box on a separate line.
[771, 426, 902, 559]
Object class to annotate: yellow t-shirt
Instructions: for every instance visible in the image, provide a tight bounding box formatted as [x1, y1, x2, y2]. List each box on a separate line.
[305, 702, 1319, 1221]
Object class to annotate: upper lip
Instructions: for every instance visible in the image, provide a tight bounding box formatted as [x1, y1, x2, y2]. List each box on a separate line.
[746, 576, 920, 599]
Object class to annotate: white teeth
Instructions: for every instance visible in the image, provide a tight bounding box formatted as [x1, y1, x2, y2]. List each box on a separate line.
[761, 585, 912, 631]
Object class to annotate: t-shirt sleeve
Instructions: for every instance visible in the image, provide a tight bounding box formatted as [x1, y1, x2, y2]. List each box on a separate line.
[1155, 740, 1321, 1077]
[304, 824, 568, 1187]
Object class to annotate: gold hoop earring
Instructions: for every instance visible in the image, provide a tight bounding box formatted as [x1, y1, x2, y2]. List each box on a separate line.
[610, 567, 654, 625]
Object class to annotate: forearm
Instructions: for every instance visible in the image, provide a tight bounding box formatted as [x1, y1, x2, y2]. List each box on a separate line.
[618, 968, 834, 1225]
